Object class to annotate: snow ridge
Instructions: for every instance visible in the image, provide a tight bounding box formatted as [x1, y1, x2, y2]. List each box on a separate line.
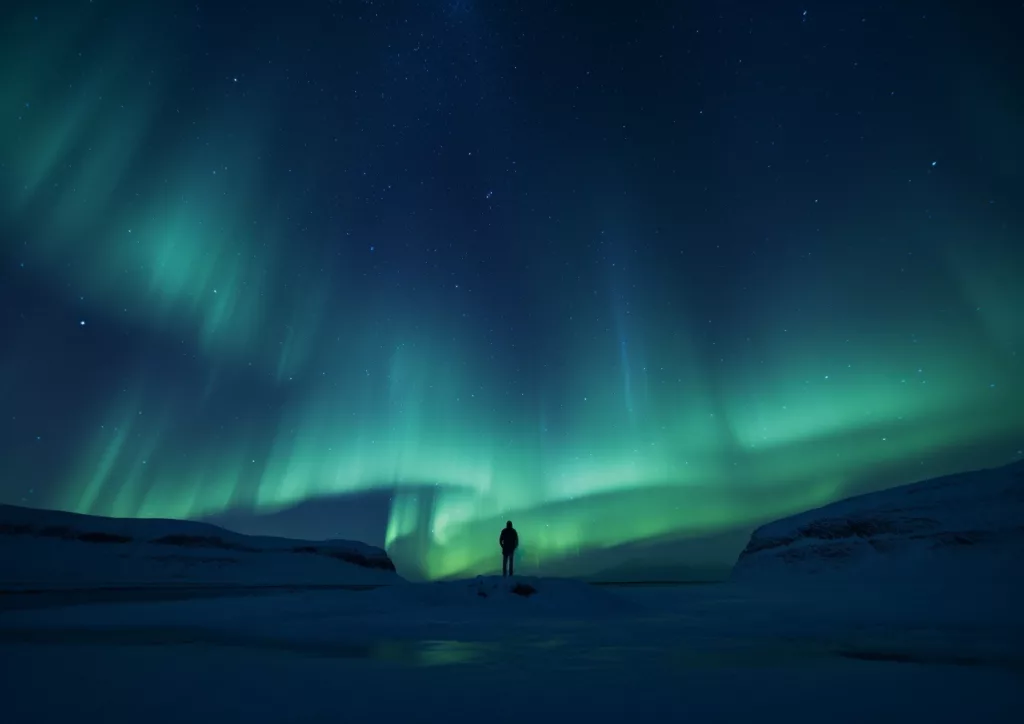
[0, 503, 400, 590]
[732, 459, 1024, 582]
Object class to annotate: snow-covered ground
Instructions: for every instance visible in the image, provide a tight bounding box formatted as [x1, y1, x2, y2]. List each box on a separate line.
[1, 463, 1021, 723]
[0, 503, 400, 589]
[0, 576, 1020, 723]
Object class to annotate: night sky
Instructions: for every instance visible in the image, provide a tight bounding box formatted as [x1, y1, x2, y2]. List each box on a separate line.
[1, 1, 1022, 580]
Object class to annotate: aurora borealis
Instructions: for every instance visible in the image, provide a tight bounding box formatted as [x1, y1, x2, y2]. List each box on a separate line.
[1, 1, 1021, 580]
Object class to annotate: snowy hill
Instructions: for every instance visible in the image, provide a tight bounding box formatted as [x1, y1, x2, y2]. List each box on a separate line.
[0, 504, 401, 590]
[731, 459, 1024, 583]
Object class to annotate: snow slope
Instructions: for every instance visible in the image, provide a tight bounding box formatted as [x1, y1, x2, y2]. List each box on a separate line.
[732, 459, 1024, 583]
[0, 503, 401, 589]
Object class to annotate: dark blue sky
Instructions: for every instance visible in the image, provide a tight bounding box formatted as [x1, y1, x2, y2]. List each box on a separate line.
[1, 0, 1021, 579]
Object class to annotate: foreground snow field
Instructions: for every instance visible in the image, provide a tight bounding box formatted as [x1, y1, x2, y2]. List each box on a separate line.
[0, 576, 1021, 724]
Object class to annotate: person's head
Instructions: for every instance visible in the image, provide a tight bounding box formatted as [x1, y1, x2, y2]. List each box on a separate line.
[506, 520, 513, 528]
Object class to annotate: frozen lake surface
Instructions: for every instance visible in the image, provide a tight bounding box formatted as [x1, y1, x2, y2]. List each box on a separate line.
[1, 577, 1020, 724]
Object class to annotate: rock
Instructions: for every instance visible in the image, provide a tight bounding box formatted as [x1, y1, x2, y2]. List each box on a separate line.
[510, 582, 537, 597]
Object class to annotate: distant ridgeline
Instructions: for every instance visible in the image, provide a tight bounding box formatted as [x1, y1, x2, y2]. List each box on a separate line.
[0, 503, 401, 589]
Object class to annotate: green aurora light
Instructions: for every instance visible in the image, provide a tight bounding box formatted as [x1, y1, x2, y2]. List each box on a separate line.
[1, 2, 1022, 579]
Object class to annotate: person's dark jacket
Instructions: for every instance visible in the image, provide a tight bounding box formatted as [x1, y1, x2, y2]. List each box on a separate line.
[499, 527, 519, 554]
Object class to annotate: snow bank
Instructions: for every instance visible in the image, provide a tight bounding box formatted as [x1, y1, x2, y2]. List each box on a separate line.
[732, 460, 1024, 584]
[0, 503, 401, 589]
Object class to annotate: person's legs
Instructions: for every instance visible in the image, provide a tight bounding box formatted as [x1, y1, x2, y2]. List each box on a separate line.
[508, 552, 514, 576]
[502, 553, 509, 577]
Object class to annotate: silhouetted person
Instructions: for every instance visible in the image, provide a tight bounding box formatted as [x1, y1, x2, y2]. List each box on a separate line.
[499, 520, 518, 577]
